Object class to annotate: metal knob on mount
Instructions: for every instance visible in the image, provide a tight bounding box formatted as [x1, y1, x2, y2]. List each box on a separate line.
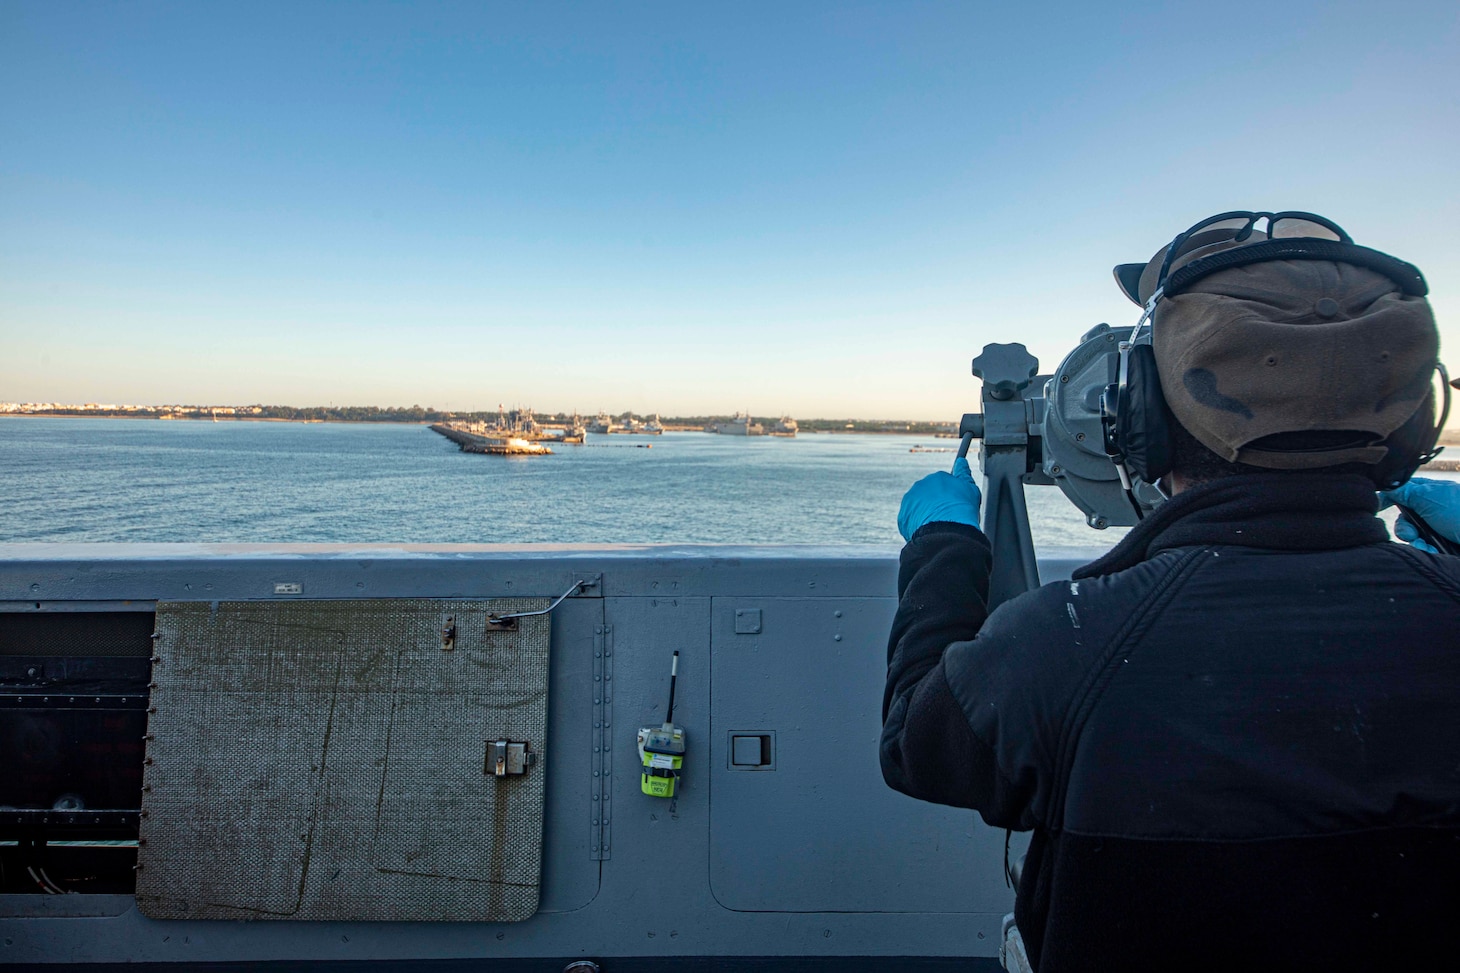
[973, 344, 1039, 400]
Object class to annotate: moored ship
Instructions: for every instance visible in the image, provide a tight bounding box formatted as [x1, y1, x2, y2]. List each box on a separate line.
[429, 423, 554, 454]
[706, 412, 765, 436]
[444, 407, 584, 445]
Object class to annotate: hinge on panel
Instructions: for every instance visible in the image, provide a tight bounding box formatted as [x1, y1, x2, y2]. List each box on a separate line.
[590, 623, 613, 859]
[567, 574, 603, 597]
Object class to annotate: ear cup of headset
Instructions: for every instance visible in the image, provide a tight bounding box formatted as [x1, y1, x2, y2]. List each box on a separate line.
[1118, 343, 1176, 483]
[1370, 388, 1440, 490]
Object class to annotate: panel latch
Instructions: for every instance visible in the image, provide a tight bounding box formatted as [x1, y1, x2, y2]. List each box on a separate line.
[486, 739, 536, 777]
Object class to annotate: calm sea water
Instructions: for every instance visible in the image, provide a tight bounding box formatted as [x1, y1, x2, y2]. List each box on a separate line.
[0, 417, 1118, 551]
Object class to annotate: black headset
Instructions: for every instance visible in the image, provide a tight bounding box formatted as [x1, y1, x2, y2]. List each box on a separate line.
[1099, 216, 1448, 513]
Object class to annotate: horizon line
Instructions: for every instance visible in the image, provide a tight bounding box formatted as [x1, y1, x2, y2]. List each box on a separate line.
[0, 402, 959, 425]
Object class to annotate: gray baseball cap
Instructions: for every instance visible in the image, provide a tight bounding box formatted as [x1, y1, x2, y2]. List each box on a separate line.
[1115, 227, 1440, 470]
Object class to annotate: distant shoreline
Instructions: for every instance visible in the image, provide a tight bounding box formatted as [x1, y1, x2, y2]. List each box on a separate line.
[0, 413, 951, 432]
[0, 413, 431, 424]
[6, 413, 1459, 453]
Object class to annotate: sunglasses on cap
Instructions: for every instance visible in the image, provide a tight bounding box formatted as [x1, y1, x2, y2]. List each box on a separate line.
[1119, 211, 1360, 344]
[1114, 210, 1375, 311]
[1152, 211, 1353, 293]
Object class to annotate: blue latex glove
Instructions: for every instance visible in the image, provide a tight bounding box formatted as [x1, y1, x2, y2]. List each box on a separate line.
[1379, 476, 1460, 554]
[898, 456, 982, 542]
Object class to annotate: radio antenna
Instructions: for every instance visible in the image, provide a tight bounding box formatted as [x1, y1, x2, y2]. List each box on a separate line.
[664, 651, 679, 725]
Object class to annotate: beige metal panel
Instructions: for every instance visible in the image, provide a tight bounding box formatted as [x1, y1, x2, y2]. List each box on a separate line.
[137, 599, 550, 922]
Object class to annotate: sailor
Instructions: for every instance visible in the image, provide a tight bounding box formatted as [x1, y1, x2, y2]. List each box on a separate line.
[882, 211, 1460, 971]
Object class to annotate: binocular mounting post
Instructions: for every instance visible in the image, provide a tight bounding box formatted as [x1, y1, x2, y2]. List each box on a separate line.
[960, 343, 1048, 610]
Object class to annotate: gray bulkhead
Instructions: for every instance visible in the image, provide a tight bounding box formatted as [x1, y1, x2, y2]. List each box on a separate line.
[0, 545, 1090, 968]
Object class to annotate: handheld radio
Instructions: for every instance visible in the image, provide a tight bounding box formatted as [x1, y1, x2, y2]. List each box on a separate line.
[638, 651, 686, 799]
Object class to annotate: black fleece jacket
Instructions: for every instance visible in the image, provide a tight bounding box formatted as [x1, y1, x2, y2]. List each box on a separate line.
[882, 474, 1460, 972]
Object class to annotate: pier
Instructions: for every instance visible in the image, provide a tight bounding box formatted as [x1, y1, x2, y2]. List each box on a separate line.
[430, 424, 552, 455]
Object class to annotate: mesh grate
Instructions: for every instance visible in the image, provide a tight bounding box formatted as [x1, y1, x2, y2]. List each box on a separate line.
[0, 612, 155, 657]
[137, 599, 550, 922]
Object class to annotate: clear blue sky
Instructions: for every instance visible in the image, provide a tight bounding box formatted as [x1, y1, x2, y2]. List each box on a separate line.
[2, 1, 1457, 419]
